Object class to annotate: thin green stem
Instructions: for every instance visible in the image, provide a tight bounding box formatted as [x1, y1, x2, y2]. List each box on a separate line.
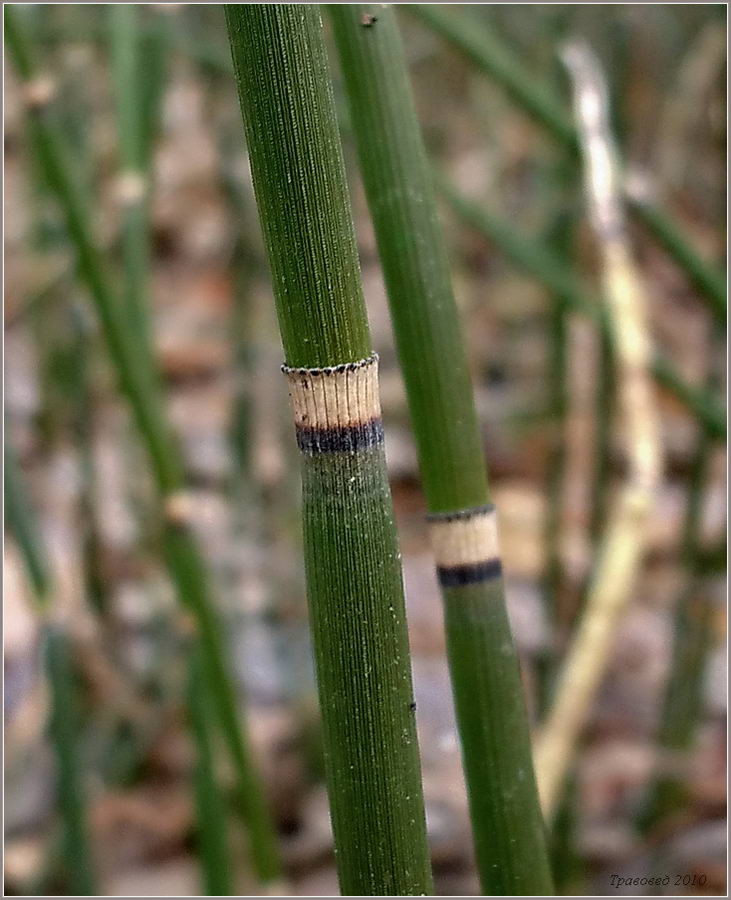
[638, 360, 720, 834]
[6, 9, 281, 886]
[408, 5, 727, 325]
[225, 6, 432, 895]
[438, 176, 725, 441]
[410, 4, 576, 148]
[188, 646, 234, 896]
[217, 133, 261, 518]
[110, 5, 143, 172]
[69, 305, 107, 616]
[5, 439, 96, 893]
[4, 443, 51, 606]
[329, 6, 552, 894]
[590, 326, 615, 543]
[109, 4, 163, 355]
[44, 626, 97, 896]
[630, 198, 726, 327]
[537, 207, 571, 717]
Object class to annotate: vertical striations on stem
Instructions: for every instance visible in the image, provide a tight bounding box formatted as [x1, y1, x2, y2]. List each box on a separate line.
[329, 6, 553, 894]
[225, 5, 433, 895]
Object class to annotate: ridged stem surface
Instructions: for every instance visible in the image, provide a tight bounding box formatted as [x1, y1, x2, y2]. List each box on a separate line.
[225, 5, 432, 895]
[330, 7, 552, 894]
[5, 9, 281, 886]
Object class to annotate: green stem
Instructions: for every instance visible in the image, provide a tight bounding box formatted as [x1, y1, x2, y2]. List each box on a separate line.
[217, 133, 261, 518]
[329, 7, 552, 894]
[630, 198, 726, 327]
[590, 326, 615, 543]
[109, 4, 162, 355]
[188, 646, 234, 896]
[44, 626, 97, 896]
[438, 176, 725, 441]
[408, 5, 726, 324]
[5, 440, 96, 892]
[225, 6, 432, 895]
[4, 443, 51, 606]
[537, 209, 571, 717]
[638, 362, 719, 834]
[69, 306, 107, 616]
[410, 4, 576, 148]
[6, 9, 281, 886]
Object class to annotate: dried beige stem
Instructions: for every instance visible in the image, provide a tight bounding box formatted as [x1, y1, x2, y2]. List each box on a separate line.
[535, 42, 663, 819]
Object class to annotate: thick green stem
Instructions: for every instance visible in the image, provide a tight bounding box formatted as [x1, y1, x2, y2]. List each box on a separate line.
[438, 177, 725, 441]
[225, 6, 432, 895]
[408, 5, 727, 325]
[329, 6, 552, 894]
[44, 626, 97, 896]
[6, 9, 281, 886]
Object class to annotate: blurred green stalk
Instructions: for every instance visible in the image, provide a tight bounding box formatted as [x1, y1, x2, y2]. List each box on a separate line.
[87, 7, 723, 441]
[536, 206, 571, 718]
[4, 443, 51, 606]
[329, 6, 552, 894]
[68, 305, 107, 616]
[638, 362, 720, 834]
[225, 6, 433, 894]
[188, 646, 234, 896]
[44, 626, 97, 896]
[109, 4, 165, 354]
[5, 444, 96, 894]
[5, 8, 282, 887]
[408, 5, 727, 326]
[630, 200, 727, 328]
[437, 177, 725, 441]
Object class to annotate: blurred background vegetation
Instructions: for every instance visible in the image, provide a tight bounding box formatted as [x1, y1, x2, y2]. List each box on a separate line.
[4, 4, 726, 896]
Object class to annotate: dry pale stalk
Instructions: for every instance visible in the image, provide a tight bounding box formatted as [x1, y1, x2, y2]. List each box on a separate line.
[535, 42, 663, 819]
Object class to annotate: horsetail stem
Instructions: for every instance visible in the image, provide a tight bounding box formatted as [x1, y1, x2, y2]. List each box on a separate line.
[225, 6, 433, 894]
[87, 6, 722, 439]
[629, 198, 726, 327]
[44, 627, 97, 896]
[408, 5, 727, 325]
[109, 4, 157, 352]
[639, 358, 721, 834]
[537, 208, 572, 716]
[329, 6, 553, 894]
[535, 41, 663, 820]
[5, 447, 96, 894]
[5, 9, 282, 887]
[437, 176, 725, 441]
[4, 442, 51, 606]
[187, 645, 234, 896]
